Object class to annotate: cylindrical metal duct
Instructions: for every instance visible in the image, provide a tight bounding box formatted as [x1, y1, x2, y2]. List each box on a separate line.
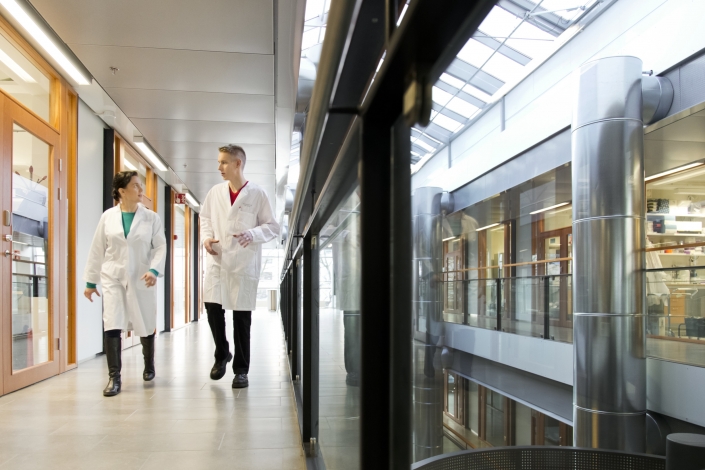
[412, 186, 445, 462]
[642, 75, 674, 125]
[572, 56, 646, 452]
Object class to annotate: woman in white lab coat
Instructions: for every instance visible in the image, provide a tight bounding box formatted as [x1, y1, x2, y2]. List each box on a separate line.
[84, 171, 167, 397]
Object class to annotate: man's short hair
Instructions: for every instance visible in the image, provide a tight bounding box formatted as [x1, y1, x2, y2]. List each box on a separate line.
[219, 144, 246, 167]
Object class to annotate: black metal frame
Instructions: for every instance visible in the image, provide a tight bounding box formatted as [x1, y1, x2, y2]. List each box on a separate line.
[192, 211, 199, 322]
[279, 0, 498, 467]
[163, 184, 172, 332]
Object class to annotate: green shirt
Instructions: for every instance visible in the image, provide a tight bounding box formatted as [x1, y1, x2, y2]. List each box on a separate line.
[86, 211, 158, 289]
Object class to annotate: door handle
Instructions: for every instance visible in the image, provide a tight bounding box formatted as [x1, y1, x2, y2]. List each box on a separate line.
[4, 250, 10, 257]
[3, 234, 11, 242]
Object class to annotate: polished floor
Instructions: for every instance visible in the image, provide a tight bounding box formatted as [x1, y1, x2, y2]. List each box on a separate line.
[318, 308, 360, 470]
[0, 310, 305, 469]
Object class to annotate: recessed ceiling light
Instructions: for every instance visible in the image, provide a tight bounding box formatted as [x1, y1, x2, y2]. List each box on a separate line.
[476, 223, 500, 232]
[645, 162, 704, 182]
[133, 136, 167, 172]
[0, 0, 90, 85]
[530, 202, 570, 215]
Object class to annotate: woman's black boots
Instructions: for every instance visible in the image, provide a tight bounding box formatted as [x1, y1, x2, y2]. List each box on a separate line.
[103, 336, 122, 397]
[140, 335, 156, 381]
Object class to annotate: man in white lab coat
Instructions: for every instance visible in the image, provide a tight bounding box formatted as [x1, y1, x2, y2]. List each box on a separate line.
[200, 144, 280, 388]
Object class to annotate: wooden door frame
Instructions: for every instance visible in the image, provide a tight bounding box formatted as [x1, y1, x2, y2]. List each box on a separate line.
[443, 370, 464, 425]
[0, 12, 78, 392]
[2, 97, 62, 393]
[184, 204, 191, 325]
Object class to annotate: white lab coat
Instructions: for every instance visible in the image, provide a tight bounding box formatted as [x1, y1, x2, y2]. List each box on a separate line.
[200, 181, 280, 311]
[84, 204, 167, 336]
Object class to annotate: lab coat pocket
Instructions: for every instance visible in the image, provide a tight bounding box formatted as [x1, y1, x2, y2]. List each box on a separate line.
[236, 211, 256, 230]
[235, 246, 258, 278]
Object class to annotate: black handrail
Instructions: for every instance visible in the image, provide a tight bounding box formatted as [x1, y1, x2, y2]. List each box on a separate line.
[411, 446, 665, 470]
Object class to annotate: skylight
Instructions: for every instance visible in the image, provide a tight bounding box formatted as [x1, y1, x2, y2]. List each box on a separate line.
[409, 0, 603, 168]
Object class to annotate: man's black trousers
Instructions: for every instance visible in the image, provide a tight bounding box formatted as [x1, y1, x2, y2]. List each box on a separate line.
[205, 302, 251, 374]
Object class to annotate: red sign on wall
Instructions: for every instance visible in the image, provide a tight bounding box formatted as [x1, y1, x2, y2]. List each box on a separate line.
[175, 193, 187, 204]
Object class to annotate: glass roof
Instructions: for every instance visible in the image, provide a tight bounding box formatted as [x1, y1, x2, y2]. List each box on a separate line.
[300, 0, 331, 67]
[410, 0, 601, 168]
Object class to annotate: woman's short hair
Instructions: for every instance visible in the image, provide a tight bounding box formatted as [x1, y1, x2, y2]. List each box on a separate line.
[112, 170, 138, 201]
[218, 144, 246, 167]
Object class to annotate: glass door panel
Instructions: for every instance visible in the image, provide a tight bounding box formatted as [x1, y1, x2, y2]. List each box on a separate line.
[11, 124, 50, 371]
[173, 203, 186, 329]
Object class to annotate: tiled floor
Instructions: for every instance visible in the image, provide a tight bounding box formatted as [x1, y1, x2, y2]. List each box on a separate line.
[0, 309, 305, 470]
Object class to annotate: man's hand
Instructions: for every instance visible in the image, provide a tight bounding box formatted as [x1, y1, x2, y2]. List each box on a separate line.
[233, 231, 253, 248]
[84, 288, 100, 302]
[204, 238, 220, 255]
[140, 271, 157, 288]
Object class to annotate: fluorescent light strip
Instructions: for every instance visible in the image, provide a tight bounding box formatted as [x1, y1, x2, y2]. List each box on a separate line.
[185, 193, 199, 207]
[476, 223, 500, 232]
[442, 236, 458, 242]
[0, 0, 89, 85]
[645, 162, 704, 182]
[396, 3, 408, 26]
[530, 202, 570, 215]
[0, 48, 34, 82]
[123, 159, 137, 171]
[134, 140, 167, 172]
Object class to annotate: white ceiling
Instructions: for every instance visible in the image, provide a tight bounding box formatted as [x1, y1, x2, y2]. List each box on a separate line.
[29, 0, 278, 202]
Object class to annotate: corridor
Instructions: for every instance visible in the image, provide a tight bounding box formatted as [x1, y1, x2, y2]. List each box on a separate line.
[0, 310, 304, 470]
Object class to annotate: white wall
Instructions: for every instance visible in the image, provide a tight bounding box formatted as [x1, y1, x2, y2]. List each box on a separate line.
[156, 176, 167, 332]
[415, 0, 705, 192]
[75, 99, 106, 362]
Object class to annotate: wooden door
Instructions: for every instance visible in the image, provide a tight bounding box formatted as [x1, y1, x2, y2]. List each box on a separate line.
[1, 96, 62, 393]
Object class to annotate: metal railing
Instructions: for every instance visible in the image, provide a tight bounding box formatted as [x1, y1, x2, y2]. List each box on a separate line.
[411, 447, 665, 470]
[439, 274, 573, 343]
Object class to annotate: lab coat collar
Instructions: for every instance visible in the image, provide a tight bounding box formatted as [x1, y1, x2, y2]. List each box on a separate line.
[225, 181, 250, 215]
[122, 203, 146, 240]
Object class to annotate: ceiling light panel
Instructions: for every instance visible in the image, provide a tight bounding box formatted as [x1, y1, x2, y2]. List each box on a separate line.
[305, 0, 326, 20]
[432, 86, 454, 107]
[0, 49, 34, 82]
[432, 114, 463, 133]
[440, 73, 465, 90]
[301, 27, 320, 50]
[463, 83, 493, 102]
[477, 6, 522, 40]
[457, 38, 495, 68]
[482, 52, 525, 83]
[504, 23, 556, 60]
[446, 97, 480, 118]
[0, 0, 89, 85]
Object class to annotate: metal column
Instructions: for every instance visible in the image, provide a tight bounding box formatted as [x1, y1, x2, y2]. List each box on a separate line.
[572, 56, 646, 452]
[412, 186, 444, 461]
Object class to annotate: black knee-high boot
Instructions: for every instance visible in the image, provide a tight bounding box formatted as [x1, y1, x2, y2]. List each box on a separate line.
[140, 334, 156, 381]
[103, 336, 122, 397]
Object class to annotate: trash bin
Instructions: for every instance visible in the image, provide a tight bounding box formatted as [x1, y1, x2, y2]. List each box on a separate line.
[269, 289, 278, 311]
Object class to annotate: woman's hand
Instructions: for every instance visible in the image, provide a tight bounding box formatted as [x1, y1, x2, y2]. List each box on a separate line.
[140, 271, 157, 288]
[84, 288, 100, 302]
